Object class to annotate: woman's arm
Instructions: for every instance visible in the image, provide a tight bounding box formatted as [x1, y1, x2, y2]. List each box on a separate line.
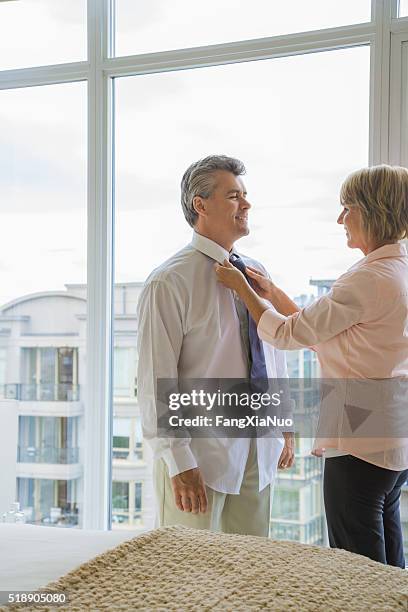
[246, 266, 300, 316]
[214, 260, 298, 323]
[215, 260, 370, 350]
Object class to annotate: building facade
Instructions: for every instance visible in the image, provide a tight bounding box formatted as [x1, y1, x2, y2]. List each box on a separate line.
[0, 282, 154, 533]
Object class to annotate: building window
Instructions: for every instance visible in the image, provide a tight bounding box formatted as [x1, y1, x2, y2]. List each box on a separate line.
[17, 477, 79, 526]
[113, 417, 143, 461]
[112, 481, 129, 514]
[113, 347, 137, 398]
[21, 347, 78, 401]
[272, 488, 300, 522]
[18, 416, 79, 464]
[135, 482, 142, 516]
[112, 480, 143, 527]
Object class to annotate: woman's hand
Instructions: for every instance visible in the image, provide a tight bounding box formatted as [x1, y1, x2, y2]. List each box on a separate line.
[215, 260, 270, 325]
[246, 266, 275, 301]
[248, 267, 300, 316]
[278, 432, 295, 469]
[214, 259, 248, 293]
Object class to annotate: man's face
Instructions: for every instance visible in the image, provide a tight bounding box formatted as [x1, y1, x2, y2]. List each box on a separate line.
[195, 170, 251, 246]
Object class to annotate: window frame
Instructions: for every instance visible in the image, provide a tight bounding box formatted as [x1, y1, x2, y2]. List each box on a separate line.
[1, 0, 407, 529]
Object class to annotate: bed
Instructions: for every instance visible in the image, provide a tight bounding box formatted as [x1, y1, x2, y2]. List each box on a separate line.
[0, 523, 137, 599]
[1, 524, 407, 611]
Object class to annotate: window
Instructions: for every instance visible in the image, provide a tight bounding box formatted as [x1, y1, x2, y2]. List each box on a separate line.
[113, 417, 143, 461]
[112, 481, 129, 513]
[113, 347, 137, 398]
[272, 488, 300, 521]
[115, 47, 369, 294]
[17, 478, 78, 526]
[399, 1, 408, 17]
[0, 83, 86, 528]
[21, 348, 79, 401]
[114, 46, 368, 538]
[135, 482, 142, 515]
[18, 416, 79, 464]
[114, 0, 371, 57]
[0, 0, 87, 70]
[112, 480, 143, 528]
[1, 1, 407, 565]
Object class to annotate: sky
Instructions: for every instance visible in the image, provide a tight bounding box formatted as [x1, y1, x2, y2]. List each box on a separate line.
[0, 0, 380, 308]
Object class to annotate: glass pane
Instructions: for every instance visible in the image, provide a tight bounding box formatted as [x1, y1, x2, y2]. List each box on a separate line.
[112, 481, 129, 511]
[0, 0, 87, 70]
[114, 0, 371, 57]
[113, 347, 136, 397]
[134, 483, 142, 516]
[114, 46, 370, 541]
[400, 0, 408, 17]
[113, 418, 130, 459]
[0, 82, 87, 529]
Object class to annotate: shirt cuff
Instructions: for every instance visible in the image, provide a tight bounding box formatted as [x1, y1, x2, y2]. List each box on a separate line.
[258, 308, 287, 344]
[161, 445, 198, 478]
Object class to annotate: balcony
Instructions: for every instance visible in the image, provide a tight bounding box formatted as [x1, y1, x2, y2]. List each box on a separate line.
[113, 446, 143, 462]
[18, 445, 79, 464]
[270, 516, 324, 545]
[1, 383, 80, 402]
[22, 504, 79, 527]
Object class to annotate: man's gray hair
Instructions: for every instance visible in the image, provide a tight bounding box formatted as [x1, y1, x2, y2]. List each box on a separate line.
[180, 155, 246, 228]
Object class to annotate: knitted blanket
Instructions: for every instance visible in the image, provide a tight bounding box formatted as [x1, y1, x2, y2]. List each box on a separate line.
[2, 525, 408, 611]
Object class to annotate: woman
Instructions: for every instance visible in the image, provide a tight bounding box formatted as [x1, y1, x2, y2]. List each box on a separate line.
[215, 165, 408, 567]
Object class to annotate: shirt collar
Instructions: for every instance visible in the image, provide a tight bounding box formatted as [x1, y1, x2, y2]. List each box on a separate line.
[348, 242, 407, 271]
[191, 232, 231, 264]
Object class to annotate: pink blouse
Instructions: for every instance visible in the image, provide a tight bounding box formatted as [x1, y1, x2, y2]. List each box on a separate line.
[258, 243, 408, 470]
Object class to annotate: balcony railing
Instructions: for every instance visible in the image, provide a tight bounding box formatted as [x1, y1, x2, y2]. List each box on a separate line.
[113, 448, 143, 461]
[1, 383, 80, 401]
[18, 445, 80, 464]
[22, 504, 79, 527]
[112, 510, 142, 525]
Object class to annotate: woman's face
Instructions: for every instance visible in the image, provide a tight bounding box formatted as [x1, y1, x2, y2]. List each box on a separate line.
[337, 203, 368, 251]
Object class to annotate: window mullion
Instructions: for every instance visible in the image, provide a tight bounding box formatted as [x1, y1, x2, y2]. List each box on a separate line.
[369, 0, 396, 164]
[83, 0, 113, 530]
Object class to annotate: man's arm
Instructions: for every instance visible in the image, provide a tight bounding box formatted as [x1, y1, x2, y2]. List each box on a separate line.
[137, 278, 207, 513]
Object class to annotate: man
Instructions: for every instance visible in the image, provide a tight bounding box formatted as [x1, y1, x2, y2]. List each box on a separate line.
[137, 155, 294, 536]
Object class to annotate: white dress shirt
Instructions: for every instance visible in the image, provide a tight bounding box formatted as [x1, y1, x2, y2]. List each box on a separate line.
[137, 232, 286, 493]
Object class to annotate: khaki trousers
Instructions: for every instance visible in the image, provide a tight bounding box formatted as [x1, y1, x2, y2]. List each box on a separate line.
[153, 441, 271, 537]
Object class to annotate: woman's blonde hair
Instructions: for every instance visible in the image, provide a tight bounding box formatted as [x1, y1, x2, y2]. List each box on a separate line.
[340, 165, 408, 241]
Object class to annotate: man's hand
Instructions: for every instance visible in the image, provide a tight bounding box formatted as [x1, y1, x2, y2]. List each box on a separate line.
[170, 467, 208, 514]
[214, 259, 247, 293]
[278, 432, 295, 469]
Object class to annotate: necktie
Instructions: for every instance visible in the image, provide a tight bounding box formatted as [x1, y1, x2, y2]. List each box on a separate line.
[229, 253, 268, 384]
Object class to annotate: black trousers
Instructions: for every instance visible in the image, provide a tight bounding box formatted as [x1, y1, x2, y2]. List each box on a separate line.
[324, 454, 408, 568]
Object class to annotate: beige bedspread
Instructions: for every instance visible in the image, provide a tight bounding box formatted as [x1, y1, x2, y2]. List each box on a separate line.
[2, 525, 408, 611]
